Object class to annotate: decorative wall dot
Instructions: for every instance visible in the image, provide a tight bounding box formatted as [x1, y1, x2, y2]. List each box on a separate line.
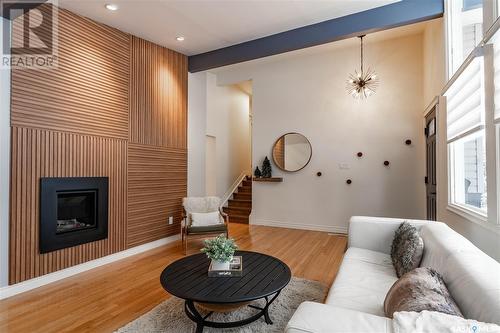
[346, 179, 352, 184]
[316, 172, 322, 177]
[405, 139, 412, 145]
[357, 152, 363, 157]
[384, 160, 390, 166]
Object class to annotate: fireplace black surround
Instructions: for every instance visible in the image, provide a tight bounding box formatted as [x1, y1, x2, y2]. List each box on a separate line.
[40, 177, 108, 253]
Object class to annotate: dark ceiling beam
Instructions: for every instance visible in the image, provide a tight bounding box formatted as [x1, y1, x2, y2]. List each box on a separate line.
[188, 0, 444, 73]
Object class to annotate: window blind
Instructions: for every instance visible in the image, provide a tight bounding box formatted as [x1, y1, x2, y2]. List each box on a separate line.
[494, 38, 500, 122]
[445, 56, 485, 141]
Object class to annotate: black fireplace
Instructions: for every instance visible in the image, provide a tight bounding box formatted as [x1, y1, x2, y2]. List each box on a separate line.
[40, 177, 108, 253]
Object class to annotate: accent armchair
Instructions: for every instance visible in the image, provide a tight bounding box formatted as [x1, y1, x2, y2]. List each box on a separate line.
[182, 196, 229, 254]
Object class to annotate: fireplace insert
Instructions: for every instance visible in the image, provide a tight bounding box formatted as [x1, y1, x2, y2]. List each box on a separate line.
[40, 177, 108, 253]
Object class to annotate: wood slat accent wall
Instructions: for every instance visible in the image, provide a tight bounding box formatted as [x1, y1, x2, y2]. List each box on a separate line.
[11, 6, 130, 139]
[130, 36, 188, 148]
[9, 127, 127, 284]
[9, 5, 188, 284]
[127, 144, 187, 248]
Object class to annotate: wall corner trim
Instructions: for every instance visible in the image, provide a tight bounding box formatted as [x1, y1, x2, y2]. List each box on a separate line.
[0, 234, 180, 300]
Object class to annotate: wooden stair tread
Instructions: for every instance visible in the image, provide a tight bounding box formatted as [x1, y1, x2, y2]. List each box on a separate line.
[224, 176, 252, 224]
[224, 207, 252, 214]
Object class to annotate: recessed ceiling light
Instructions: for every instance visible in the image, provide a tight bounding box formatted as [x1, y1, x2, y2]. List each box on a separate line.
[105, 4, 119, 11]
[176, 36, 185, 42]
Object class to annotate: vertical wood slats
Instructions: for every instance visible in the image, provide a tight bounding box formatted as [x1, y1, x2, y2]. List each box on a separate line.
[9, 4, 188, 284]
[130, 36, 188, 148]
[9, 127, 127, 284]
[127, 144, 187, 248]
[11, 6, 130, 139]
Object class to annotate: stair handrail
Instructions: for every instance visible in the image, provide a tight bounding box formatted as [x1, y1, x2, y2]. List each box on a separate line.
[220, 172, 248, 208]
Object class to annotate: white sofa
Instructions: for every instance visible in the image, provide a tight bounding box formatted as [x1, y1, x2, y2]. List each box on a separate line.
[286, 216, 500, 333]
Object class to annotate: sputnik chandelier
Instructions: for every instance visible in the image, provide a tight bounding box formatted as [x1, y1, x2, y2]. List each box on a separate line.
[346, 35, 379, 99]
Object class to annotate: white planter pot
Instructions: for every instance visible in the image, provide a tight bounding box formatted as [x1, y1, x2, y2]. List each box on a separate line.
[211, 259, 231, 271]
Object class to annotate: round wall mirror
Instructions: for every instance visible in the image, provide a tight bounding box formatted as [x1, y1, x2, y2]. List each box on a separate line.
[272, 133, 312, 172]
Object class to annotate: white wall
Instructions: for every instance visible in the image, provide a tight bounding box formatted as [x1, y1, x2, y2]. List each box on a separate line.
[206, 73, 251, 199]
[0, 17, 10, 287]
[423, 19, 446, 108]
[214, 33, 426, 233]
[188, 72, 251, 199]
[187, 72, 207, 197]
[423, 20, 500, 261]
[205, 135, 216, 196]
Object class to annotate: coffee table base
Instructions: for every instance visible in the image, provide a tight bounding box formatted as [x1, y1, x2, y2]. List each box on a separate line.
[184, 291, 281, 333]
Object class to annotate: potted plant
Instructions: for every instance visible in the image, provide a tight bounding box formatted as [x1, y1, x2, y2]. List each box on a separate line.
[201, 235, 238, 270]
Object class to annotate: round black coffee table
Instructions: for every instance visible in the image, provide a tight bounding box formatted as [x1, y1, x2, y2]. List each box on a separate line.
[160, 251, 291, 333]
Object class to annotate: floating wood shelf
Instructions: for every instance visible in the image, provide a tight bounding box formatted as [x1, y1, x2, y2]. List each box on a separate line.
[253, 177, 283, 182]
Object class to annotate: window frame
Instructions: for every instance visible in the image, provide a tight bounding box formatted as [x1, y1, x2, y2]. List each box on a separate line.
[445, 0, 485, 78]
[443, 30, 500, 227]
[444, 0, 500, 227]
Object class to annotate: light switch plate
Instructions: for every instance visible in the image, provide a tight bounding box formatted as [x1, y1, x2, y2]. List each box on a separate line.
[168, 216, 173, 225]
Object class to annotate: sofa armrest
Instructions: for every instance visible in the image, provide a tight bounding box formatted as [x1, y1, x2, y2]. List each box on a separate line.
[286, 301, 393, 333]
[348, 216, 430, 255]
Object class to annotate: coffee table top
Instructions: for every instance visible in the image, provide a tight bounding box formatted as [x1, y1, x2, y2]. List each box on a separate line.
[160, 251, 291, 304]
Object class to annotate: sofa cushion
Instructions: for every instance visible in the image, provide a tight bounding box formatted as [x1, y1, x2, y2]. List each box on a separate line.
[286, 302, 392, 333]
[384, 267, 462, 318]
[325, 247, 398, 316]
[348, 216, 429, 255]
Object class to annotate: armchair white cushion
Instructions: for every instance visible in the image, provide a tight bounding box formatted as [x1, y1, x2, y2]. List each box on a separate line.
[191, 211, 223, 227]
[182, 196, 223, 226]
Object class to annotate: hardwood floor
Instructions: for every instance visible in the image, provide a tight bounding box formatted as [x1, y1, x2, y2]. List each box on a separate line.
[0, 224, 347, 333]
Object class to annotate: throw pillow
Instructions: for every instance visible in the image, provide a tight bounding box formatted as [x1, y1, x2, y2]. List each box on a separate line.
[391, 222, 424, 277]
[191, 211, 221, 227]
[384, 267, 463, 319]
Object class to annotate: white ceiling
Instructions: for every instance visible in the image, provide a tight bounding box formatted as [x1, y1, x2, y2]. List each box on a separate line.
[57, 0, 399, 56]
[211, 19, 431, 74]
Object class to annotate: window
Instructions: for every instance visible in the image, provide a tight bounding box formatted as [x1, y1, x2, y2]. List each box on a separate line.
[447, 0, 484, 76]
[449, 130, 487, 212]
[494, 31, 500, 224]
[445, 0, 500, 226]
[445, 55, 487, 215]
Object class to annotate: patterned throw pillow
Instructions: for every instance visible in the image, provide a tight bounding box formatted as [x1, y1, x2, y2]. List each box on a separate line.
[390, 222, 424, 277]
[384, 267, 463, 318]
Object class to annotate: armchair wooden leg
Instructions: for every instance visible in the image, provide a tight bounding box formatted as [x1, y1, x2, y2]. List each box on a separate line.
[184, 234, 188, 255]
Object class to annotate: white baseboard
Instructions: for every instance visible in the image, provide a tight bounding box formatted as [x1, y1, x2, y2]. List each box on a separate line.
[250, 218, 348, 234]
[0, 234, 180, 300]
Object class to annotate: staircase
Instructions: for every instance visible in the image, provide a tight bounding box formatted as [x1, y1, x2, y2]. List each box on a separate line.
[223, 176, 252, 224]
